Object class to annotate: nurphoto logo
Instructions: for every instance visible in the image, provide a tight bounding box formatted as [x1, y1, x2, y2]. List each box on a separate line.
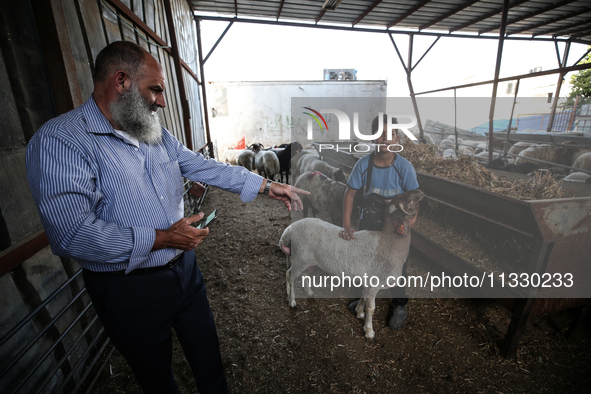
[302, 107, 418, 153]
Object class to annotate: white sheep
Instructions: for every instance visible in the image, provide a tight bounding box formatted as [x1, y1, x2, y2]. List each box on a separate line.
[294, 171, 347, 225]
[291, 149, 318, 180]
[515, 144, 571, 167]
[458, 146, 474, 156]
[251, 143, 280, 180]
[222, 149, 244, 165]
[563, 171, 591, 183]
[298, 154, 347, 183]
[442, 149, 457, 159]
[237, 150, 255, 171]
[507, 142, 533, 157]
[279, 189, 424, 339]
[572, 152, 591, 172]
[439, 139, 455, 150]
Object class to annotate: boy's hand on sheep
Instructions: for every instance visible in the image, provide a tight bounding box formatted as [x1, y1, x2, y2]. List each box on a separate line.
[339, 227, 357, 240]
[267, 182, 310, 211]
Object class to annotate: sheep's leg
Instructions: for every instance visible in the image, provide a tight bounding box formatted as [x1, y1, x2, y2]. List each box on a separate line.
[355, 298, 366, 319]
[286, 267, 296, 308]
[363, 297, 376, 340]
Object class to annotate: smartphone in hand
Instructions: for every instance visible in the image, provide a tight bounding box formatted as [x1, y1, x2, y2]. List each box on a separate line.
[195, 209, 218, 229]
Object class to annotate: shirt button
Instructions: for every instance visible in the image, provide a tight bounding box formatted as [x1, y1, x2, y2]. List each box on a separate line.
[160, 196, 164, 199]
[170, 220, 174, 224]
[135, 148, 138, 151]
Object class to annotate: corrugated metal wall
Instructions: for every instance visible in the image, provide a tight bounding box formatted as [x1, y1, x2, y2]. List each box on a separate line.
[0, 1, 205, 392]
[54, 0, 204, 147]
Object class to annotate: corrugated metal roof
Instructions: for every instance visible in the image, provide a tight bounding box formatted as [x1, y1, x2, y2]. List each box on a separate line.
[190, 0, 591, 45]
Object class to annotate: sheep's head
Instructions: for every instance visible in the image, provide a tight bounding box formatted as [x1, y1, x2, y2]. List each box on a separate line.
[385, 189, 424, 219]
[333, 168, 347, 183]
[292, 141, 303, 153]
[250, 143, 264, 153]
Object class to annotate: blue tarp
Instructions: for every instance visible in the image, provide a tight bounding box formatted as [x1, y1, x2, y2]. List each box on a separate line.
[469, 110, 575, 134]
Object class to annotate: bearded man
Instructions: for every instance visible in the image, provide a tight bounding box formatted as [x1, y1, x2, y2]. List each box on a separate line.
[26, 41, 307, 394]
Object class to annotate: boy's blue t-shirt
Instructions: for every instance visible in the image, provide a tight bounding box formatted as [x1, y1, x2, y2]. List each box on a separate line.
[347, 153, 419, 197]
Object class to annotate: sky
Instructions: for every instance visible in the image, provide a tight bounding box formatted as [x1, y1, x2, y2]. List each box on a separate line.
[198, 21, 589, 130]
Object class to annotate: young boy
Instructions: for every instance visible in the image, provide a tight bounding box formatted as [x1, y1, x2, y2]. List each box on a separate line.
[339, 114, 419, 330]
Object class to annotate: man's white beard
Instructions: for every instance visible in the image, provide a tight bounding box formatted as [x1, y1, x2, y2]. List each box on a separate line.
[110, 83, 162, 144]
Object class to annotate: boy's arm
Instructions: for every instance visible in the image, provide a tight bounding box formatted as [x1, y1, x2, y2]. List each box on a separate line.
[340, 187, 358, 240]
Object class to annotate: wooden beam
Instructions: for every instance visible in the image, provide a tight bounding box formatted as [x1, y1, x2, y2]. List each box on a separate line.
[31, 0, 83, 114]
[0, 231, 49, 278]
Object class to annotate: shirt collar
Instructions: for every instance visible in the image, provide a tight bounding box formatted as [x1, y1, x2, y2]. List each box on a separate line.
[82, 94, 117, 135]
[113, 129, 140, 147]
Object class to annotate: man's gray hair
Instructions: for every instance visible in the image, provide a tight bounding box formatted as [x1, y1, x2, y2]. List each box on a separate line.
[94, 41, 146, 83]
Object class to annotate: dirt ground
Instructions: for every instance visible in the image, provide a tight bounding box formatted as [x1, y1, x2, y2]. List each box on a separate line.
[93, 186, 591, 394]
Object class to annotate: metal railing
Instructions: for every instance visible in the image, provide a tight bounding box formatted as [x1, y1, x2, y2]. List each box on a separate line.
[0, 269, 111, 394]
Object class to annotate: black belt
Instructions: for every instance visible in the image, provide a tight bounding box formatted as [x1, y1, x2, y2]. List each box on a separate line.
[91, 253, 183, 276]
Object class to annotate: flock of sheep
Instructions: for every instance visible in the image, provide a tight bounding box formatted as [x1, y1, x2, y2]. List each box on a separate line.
[419, 131, 591, 182]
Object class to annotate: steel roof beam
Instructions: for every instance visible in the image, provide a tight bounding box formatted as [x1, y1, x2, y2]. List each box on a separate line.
[203, 21, 234, 64]
[352, 0, 383, 26]
[479, 0, 578, 35]
[316, 9, 327, 23]
[571, 46, 591, 66]
[411, 36, 440, 72]
[419, 0, 480, 31]
[488, 0, 510, 161]
[449, 0, 529, 32]
[195, 15, 584, 43]
[414, 61, 591, 96]
[276, 0, 286, 20]
[535, 17, 591, 37]
[507, 6, 591, 36]
[552, 22, 591, 39]
[387, 0, 431, 29]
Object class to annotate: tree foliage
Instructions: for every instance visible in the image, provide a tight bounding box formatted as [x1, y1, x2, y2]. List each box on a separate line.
[567, 46, 591, 105]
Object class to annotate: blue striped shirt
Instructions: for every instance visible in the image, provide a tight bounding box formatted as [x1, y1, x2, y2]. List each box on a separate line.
[26, 95, 263, 273]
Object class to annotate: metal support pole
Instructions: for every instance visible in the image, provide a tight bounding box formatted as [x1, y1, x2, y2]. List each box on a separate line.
[546, 41, 571, 132]
[389, 34, 424, 137]
[204, 21, 234, 64]
[488, 0, 510, 161]
[195, 18, 214, 159]
[406, 35, 424, 137]
[567, 95, 579, 131]
[454, 88, 458, 151]
[504, 79, 520, 158]
[164, 0, 193, 151]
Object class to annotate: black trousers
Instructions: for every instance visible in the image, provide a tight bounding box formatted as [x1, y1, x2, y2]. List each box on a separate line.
[83, 250, 228, 394]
